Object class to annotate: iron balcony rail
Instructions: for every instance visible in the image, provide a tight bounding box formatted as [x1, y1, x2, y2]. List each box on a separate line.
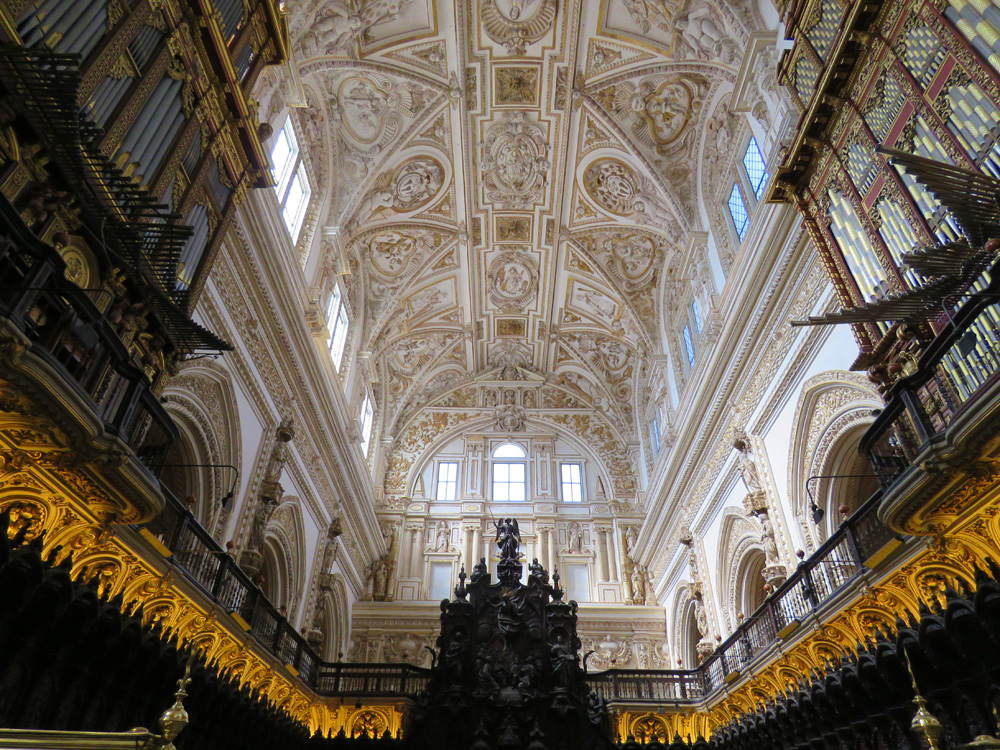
[0, 197, 177, 477]
[144, 485, 901, 703]
[860, 256, 1000, 489]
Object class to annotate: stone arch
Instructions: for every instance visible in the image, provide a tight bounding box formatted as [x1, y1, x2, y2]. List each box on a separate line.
[716, 508, 766, 629]
[263, 497, 308, 620]
[159, 361, 242, 539]
[788, 371, 882, 551]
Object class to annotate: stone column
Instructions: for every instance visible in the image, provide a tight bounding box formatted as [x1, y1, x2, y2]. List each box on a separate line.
[544, 527, 556, 576]
[595, 529, 609, 581]
[409, 524, 424, 578]
[398, 526, 413, 582]
[607, 529, 619, 581]
[538, 526, 548, 574]
[472, 525, 483, 566]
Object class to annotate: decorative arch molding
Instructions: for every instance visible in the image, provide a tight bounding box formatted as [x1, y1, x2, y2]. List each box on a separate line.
[264, 497, 308, 620]
[669, 582, 702, 669]
[160, 360, 242, 539]
[716, 507, 766, 629]
[787, 371, 882, 551]
[381, 411, 625, 508]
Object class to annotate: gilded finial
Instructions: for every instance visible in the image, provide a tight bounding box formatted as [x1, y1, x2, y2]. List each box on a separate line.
[157, 657, 193, 750]
[905, 649, 944, 750]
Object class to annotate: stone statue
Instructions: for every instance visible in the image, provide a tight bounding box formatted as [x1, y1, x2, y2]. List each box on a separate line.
[623, 525, 638, 553]
[760, 512, 779, 565]
[434, 520, 451, 552]
[241, 420, 295, 579]
[566, 521, 583, 554]
[733, 432, 763, 495]
[370, 556, 390, 601]
[631, 564, 646, 605]
[693, 592, 709, 638]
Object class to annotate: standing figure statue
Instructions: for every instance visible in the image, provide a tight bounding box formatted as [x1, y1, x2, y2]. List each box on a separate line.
[494, 517, 521, 560]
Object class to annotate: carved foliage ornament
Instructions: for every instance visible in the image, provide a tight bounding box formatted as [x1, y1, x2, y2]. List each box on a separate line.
[481, 112, 550, 208]
[481, 0, 558, 55]
[487, 249, 538, 311]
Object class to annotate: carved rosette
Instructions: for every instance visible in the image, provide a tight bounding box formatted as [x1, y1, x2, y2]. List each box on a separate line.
[481, 0, 558, 55]
[480, 112, 550, 208]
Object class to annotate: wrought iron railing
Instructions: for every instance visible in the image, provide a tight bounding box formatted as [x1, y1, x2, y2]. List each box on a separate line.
[861, 260, 1000, 488]
[143, 486, 902, 704]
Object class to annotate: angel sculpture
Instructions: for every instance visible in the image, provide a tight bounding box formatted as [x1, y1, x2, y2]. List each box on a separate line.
[494, 517, 521, 561]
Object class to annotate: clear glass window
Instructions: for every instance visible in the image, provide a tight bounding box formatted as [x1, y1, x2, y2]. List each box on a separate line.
[561, 463, 583, 502]
[326, 283, 350, 370]
[683, 325, 696, 366]
[493, 443, 527, 459]
[651, 413, 661, 455]
[436, 462, 459, 501]
[270, 117, 298, 198]
[692, 298, 703, 334]
[493, 462, 526, 501]
[270, 116, 311, 243]
[359, 392, 374, 455]
[728, 183, 750, 240]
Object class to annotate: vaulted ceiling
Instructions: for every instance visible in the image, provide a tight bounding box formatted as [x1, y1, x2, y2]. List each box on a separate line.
[262, 0, 773, 505]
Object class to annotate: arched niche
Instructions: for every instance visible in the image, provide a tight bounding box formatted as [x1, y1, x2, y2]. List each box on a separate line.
[159, 361, 242, 539]
[788, 371, 882, 550]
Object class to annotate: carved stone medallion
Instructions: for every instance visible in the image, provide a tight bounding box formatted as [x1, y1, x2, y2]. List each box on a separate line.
[481, 112, 550, 208]
[333, 74, 404, 153]
[488, 250, 538, 311]
[638, 78, 693, 151]
[607, 233, 656, 280]
[367, 229, 420, 277]
[583, 158, 639, 215]
[481, 0, 558, 55]
[391, 156, 445, 211]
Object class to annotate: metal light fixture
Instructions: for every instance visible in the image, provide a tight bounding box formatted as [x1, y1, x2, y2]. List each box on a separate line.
[159, 463, 240, 510]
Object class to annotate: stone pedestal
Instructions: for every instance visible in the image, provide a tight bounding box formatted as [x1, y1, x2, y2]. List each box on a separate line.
[239, 549, 263, 580]
[763, 563, 787, 589]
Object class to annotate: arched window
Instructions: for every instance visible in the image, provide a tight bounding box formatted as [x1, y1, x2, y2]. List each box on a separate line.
[492, 443, 527, 502]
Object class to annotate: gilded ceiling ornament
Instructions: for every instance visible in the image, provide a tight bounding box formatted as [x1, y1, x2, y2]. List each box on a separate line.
[495, 67, 538, 105]
[487, 250, 539, 311]
[367, 229, 420, 277]
[481, 0, 558, 55]
[495, 215, 532, 242]
[481, 112, 550, 208]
